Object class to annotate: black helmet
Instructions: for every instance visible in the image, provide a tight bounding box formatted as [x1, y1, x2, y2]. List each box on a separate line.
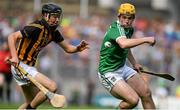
[42, 3, 62, 15]
[42, 3, 63, 30]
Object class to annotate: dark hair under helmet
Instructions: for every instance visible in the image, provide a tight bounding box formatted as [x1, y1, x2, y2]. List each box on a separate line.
[42, 3, 62, 30]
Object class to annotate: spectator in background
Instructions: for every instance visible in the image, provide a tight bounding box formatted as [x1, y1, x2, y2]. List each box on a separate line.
[0, 41, 12, 103]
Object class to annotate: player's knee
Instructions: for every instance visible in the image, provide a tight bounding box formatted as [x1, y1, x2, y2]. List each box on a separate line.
[120, 97, 139, 109]
[49, 81, 57, 92]
[129, 97, 139, 107]
[140, 87, 152, 99]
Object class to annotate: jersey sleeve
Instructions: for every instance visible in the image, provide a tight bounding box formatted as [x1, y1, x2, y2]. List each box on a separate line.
[109, 26, 126, 42]
[20, 26, 41, 39]
[52, 30, 64, 43]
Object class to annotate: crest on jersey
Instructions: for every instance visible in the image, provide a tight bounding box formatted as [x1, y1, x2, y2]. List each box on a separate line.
[104, 41, 111, 48]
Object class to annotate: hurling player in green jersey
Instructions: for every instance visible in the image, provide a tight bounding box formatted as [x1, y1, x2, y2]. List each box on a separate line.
[98, 3, 156, 109]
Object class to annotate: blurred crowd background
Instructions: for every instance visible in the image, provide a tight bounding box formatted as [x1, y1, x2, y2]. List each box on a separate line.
[0, 0, 180, 109]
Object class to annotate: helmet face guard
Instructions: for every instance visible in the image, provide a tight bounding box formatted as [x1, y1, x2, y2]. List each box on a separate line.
[42, 3, 63, 29]
[46, 12, 63, 26]
[50, 13, 61, 19]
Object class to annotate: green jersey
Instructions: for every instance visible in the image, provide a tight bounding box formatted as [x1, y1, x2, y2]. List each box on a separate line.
[98, 20, 134, 74]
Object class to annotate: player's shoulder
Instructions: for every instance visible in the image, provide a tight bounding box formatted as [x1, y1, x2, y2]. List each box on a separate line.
[26, 19, 44, 30]
[21, 19, 43, 36]
[110, 20, 118, 28]
[110, 20, 123, 29]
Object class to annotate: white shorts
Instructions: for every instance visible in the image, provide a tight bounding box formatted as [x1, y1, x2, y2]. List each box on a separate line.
[98, 65, 137, 91]
[11, 61, 38, 86]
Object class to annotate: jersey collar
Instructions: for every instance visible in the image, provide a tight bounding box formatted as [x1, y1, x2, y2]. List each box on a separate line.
[117, 19, 121, 25]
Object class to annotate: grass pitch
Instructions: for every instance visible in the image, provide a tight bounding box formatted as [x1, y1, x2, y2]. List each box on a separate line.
[0, 103, 111, 110]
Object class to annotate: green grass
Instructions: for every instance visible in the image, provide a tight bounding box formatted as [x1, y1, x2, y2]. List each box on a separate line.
[0, 103, 111, 110]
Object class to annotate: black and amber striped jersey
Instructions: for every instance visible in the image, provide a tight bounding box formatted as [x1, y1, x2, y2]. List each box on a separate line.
[18, 19, 64, 66]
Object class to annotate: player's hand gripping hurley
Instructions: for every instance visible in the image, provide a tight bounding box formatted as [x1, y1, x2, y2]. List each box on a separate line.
[7, 59, 66, 108]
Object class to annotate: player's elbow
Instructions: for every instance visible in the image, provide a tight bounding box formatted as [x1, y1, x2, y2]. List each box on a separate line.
[119, 41, 128, 49]
[117, 38, 128, 49]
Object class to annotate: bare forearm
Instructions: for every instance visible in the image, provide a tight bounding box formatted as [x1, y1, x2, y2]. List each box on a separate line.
[59, 40, 88, 53]
[65, 45, 79, 53]
[128, 50, 136, 66]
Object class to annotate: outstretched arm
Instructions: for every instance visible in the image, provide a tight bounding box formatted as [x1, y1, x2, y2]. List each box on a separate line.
[58, 40, 89, 53]
[116, 36, 155, 49]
